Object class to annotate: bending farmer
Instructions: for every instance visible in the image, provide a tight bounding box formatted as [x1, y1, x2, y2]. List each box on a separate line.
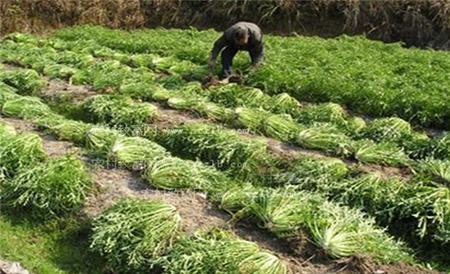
[208, 22, 264, 79]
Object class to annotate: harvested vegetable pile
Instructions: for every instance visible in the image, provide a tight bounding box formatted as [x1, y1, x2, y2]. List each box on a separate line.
[90, 198, 181, 272]
[0, 130, 46, 178]
[158, 229, 287, 274]
[82, 94, 158, 129]
[1, 156, 91, 217]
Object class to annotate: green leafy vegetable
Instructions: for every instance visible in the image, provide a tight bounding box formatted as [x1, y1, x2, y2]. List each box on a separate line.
[90, 198, 180, 272]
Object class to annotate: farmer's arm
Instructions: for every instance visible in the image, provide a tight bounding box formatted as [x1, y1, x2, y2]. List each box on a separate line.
[250, 42, 264, 67]
[246, 23, 264, 67]
[209, 35, 227, 64]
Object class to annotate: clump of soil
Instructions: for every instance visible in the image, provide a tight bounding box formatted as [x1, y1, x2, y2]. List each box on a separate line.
[41, 78, 96, 103]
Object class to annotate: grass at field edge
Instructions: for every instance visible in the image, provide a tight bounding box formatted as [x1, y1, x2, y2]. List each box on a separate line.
[0, 214, 105, 274]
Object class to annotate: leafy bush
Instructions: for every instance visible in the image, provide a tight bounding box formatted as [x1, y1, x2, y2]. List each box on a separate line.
[0, 156, 91, 217]
[90, 198, 180, 272]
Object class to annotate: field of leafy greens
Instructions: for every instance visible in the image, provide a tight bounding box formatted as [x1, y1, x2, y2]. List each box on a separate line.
[0, 26, 449, 273]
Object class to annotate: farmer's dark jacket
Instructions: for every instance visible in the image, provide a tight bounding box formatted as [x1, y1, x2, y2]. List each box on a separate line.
[210, 22, 264, 65]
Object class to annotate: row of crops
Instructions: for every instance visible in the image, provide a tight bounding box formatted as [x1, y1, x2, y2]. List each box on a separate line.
[52, 25, 450, 129]
[0, 27, 449, 271]
[2, 32, 450, 172]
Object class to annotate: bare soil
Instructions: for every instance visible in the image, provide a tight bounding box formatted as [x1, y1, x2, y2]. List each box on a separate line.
[152, 104, 210, 129]
[41, 78, 96, 103]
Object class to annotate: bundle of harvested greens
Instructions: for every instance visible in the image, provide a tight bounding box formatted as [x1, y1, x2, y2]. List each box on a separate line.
[353, 140, 411, 167]
[0, 69, 46, 95]
[158, 228, 287, 274]
[110, 136, 168, 170]
[86, 127, 121, 157]
[262, 113, 303, 142]
[0, 156, 91, 217]
[145, 156, 228, 191]
[2, 96, 52, 119]
[0, 132, 47, 177]
[296, 125, 353, 156]
[234, 107, 270, 133]
[362, 117, 414, 143]
[221, 186, 412, 263]
[90, 198, 180, 272]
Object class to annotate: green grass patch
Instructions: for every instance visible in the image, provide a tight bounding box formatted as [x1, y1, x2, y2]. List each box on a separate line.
[0, 215, 105, 274]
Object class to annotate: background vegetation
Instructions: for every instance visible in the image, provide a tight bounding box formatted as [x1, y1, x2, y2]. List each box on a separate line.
[1, 0, 450, 49]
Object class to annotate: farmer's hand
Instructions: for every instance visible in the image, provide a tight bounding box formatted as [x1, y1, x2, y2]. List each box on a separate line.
[218, 77, 230, 84]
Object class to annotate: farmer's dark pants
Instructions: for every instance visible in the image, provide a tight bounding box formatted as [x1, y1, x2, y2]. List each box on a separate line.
[221, 46, 262, 78]
[221, 46, 238, 78]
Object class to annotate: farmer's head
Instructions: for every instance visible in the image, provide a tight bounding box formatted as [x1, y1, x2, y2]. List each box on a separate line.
[234, 28, 248, 46]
